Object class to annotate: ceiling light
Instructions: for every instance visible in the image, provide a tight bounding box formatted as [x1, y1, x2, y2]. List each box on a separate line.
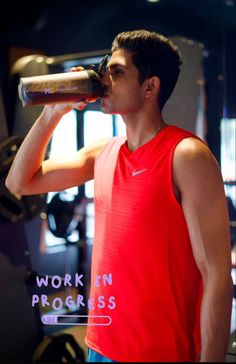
[225, 0, 235, 6]
[147, 0, 160, 3]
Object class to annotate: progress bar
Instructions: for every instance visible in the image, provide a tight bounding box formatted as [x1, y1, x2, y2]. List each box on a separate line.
[41, 314, 112, 326]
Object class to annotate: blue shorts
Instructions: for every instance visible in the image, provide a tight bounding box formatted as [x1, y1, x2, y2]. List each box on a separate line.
[87, 348, 116, 362]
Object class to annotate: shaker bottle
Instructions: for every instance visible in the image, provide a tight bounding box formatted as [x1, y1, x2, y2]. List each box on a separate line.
[18, 55, 109, 107]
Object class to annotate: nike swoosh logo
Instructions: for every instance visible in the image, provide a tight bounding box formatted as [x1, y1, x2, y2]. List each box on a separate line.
[132, 169, 147, 176]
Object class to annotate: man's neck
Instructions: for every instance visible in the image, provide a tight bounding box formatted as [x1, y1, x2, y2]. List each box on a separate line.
[122, 107, 165, 152]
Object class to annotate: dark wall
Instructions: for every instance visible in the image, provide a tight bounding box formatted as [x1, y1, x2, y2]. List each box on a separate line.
[0, 1, 235, 362]
[0, 0, 235, 159]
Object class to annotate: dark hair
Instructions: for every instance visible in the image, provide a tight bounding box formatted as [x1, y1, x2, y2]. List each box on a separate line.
[111, 29, 182, 109]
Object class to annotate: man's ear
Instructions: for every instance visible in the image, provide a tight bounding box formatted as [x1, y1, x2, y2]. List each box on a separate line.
[143, 76, 160, 98]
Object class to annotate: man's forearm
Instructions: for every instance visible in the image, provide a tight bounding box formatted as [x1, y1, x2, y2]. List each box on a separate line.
[199, 274, 233, 362]
[5, 106, 62, 194]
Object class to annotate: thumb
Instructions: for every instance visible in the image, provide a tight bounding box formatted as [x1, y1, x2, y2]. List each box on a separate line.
[73, 100, 88, 111]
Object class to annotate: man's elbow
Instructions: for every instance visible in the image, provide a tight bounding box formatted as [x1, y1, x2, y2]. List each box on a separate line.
[5, 176, 23, 195]
[210, 270, 234, 302]
[200, 262, 234, 299]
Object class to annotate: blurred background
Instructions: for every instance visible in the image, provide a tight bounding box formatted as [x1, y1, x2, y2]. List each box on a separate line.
[0, 0, 235, 362]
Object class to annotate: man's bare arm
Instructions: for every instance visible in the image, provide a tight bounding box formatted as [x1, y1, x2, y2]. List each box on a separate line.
[5, 104, 110, 195]
[173, 137, 233, 362]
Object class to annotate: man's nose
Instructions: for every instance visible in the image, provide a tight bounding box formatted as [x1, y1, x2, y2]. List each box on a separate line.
[101, 71, 111, 87]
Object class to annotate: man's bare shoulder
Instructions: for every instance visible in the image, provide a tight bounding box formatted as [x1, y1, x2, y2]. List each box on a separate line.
[173, 136, 223, 195]
[174, 137, 218, 168]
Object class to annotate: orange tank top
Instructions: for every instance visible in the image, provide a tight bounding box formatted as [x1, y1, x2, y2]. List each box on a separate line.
[85, 125, 203, 362]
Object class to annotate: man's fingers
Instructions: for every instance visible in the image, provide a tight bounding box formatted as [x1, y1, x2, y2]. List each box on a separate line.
[86, 97, 98, 103]
[73, 101, 88, 110]
[71, 66, 85, 72]
[72, 97, 98, 111]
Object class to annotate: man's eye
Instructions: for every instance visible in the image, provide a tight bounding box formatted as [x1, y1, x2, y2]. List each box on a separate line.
[105, 67, 124, 76]
[113, 69, 124, 75]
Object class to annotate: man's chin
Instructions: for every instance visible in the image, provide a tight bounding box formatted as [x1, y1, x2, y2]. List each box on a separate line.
[100, 102, 112, 114]
[100, 99, 119, 114]
[100, 105, 108, 114]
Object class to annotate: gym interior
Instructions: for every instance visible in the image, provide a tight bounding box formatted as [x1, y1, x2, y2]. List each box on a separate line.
[0, 0, 235, 362]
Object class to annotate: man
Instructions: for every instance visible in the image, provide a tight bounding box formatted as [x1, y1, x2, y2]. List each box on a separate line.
[6, 30, 233, 362]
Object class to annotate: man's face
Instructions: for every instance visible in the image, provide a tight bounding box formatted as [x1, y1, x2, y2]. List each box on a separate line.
[100, 49, 144, 115]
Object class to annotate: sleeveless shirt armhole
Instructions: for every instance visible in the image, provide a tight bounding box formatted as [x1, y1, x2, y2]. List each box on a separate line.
[94, 136, 126, 169]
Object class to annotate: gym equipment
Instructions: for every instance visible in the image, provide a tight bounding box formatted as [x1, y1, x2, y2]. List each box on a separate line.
[46, 192, 77, 239]
[0, 135, 47, 223]
[46, 192, 87, 240]
[32, 333, 85, 363]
